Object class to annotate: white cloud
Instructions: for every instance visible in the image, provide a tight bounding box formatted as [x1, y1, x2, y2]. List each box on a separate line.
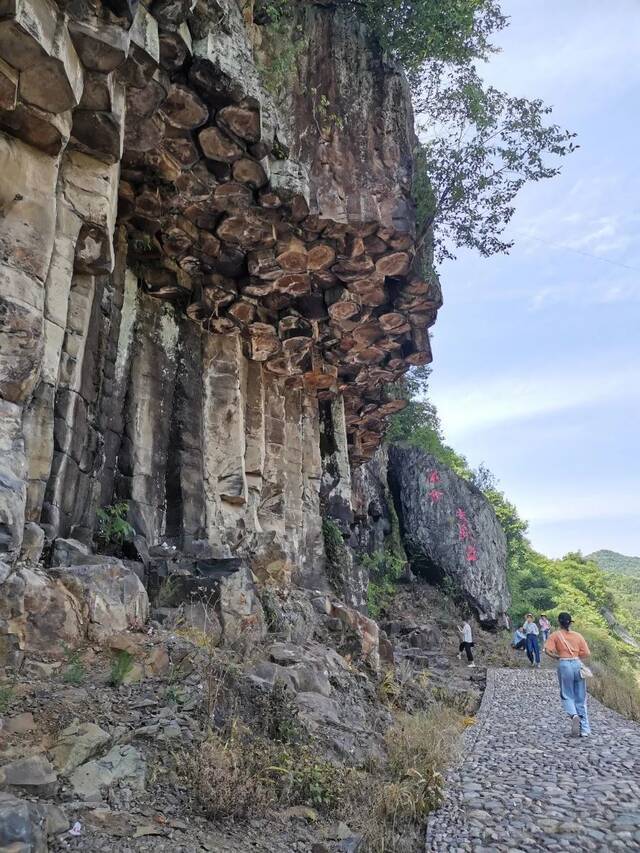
[528, 274, 640, 311]
[432, 363, 640, 438]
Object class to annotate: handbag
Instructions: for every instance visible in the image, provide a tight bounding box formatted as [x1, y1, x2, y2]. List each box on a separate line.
[558, 632, 593, 678]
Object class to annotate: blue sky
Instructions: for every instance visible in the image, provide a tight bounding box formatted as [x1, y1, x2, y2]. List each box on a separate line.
[426, 1, 640, 558]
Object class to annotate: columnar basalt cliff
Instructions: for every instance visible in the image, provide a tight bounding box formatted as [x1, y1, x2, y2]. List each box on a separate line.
[0, 0, 442, 587]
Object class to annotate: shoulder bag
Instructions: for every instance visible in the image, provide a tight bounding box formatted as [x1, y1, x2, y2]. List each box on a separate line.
[558, 632, 593, 679]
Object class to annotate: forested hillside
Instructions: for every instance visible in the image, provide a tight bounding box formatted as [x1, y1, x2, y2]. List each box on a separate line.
[588, 550, 640, 576]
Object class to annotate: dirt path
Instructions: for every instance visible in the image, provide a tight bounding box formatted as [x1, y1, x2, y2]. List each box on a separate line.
[426, 668, 640, 852]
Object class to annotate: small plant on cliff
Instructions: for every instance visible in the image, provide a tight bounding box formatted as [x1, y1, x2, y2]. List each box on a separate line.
[110, 650, 134, 686]
[96, 502, 134, 549]
[62, 645, 86, 685]
[0, 684, 15, 714]
[322, 519, 350, 595]
[255, 0, 306, 95]
[364, 550, 406, 620]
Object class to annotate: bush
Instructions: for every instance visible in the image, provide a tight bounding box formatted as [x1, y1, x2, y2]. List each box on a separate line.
[253, 680, 303, 744]
[364, 550, 406, 619]
[110, 650, 134, 685]
[322, 519, 351, 595]
[0, 684, 15, 714]
[96, 502, 134, 548]
[62, 646, 86, 685]
[181, 724, 348, 819]
[362, 705, 464, 850]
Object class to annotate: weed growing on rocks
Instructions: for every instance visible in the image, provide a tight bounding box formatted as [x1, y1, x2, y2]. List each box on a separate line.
[62, 645, 86, 685]
[0, 683, 15, 713]
[110, 650, 134, 685]
[180, 721, 349, 820]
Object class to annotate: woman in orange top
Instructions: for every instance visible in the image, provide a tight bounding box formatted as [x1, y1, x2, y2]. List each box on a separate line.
[544, 612, 592, 738]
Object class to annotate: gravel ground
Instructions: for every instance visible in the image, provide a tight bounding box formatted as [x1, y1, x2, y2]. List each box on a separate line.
[426, 667, 640, 852]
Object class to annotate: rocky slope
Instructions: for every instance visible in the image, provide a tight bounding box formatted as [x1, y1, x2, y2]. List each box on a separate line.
[0, 1, 512, 850]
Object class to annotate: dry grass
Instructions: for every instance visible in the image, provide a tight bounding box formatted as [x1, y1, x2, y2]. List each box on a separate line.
[180, 721, 350, 820]
[590, 669, 640, 722]
[359, 705, 464, 853]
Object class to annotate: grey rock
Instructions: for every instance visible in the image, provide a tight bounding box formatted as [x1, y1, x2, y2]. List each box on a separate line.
[0, 755, 58, 792]
[50, 719, 111, 774]
[0, 792, 47, 852]
[68, 744, 146, 801]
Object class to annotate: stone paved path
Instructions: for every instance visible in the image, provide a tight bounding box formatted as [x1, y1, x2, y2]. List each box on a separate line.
[427, 668, 640, 852]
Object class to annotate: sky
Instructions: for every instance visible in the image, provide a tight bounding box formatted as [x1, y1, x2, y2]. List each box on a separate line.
[426, 1, 640, 558]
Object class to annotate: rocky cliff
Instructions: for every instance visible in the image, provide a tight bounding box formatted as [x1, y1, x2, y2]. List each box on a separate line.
[0, 0, 441, 595]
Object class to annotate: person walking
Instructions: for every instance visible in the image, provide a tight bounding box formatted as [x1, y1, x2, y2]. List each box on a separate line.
[522, 613, 541, 667]
[457, 619, 476, 667]
[539, 614, 551, 644]
[544, 612, 592, 737]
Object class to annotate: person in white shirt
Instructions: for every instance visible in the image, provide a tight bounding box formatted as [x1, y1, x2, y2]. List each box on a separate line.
[522, 613, 541, 667]
[457, 619, 476, 667]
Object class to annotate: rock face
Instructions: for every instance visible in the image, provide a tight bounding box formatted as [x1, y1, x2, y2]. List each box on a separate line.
[0, 0, 441, 588]
[388, 446, 510, 625]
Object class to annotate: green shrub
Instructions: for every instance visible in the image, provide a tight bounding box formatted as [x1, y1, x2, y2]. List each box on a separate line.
[322, 519, 351, 595]
[254, 680, 303, 744]
[96, 502, 134, 548]
[62, 645, 86, 685]
[364, 550, 406, 619]
[181, 725, 348, 819]
[110, 650, 134, 686]
[0, 684, 15, 714]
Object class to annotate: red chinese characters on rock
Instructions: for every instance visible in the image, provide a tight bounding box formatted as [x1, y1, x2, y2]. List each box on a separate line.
[456, 508, 477, 565]
[429, 488, 444, 503]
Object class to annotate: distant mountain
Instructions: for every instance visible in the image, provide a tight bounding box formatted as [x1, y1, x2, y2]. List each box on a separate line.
[587, 550, 640, 576]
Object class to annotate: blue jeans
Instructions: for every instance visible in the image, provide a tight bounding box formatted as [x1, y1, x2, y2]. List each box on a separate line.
[558, 659, 591, 734]
[526, 634, 540, 664]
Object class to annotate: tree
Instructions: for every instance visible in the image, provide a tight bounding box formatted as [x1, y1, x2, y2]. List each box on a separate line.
[350, 0, 507, 72]
[413, 64, 578, 259]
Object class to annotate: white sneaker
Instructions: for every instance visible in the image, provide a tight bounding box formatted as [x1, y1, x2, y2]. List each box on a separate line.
[468, 662, 476, 668]
[457, 653, 462, 660]
[580, 731, 591, 738]
[571, 715, 580, 737]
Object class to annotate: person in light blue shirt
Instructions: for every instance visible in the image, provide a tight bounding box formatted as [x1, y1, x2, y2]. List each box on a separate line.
[512, 627, 526, 651]
[522, 613, 541, 667]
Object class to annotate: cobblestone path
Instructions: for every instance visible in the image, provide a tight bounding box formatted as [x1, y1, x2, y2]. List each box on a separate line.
[427, 668, 640, 852]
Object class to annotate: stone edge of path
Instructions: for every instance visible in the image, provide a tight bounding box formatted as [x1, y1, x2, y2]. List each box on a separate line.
[425, 667, 499, 850]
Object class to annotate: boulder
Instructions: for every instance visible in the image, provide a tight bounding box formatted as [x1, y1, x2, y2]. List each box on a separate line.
[388, 446, 511, 626]
[19, 522, 44, 563]
[0, 755, 57, 793]
[53, 561, 149, 641]
[0, 792, 47, 853]
[51, 720, 111, 775]
[218, 564, 266, 645]
[0, 562, 149, 660]
[68, 744, 146, 801]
